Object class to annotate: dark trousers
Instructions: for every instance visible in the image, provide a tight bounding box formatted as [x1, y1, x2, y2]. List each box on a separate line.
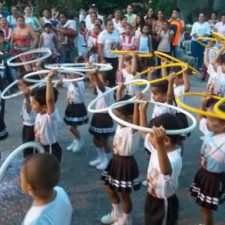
[104, 57, 118, 87]
[145, 193, 179, 225]
[43, 142, 62, 163]
[191, 40, 205, 69]
[22, 125, 35, 157]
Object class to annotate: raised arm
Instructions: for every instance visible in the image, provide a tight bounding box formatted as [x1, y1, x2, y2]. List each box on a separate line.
[131, 52, 137, 74]
[46, 70, 57, 114]
[167, 72, 176, 104]
[138, 99, 148, 139]
[183, 69, 190, 92]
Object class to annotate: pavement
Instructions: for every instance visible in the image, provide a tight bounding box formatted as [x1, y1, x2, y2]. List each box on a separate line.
[0, 75, 225, 225]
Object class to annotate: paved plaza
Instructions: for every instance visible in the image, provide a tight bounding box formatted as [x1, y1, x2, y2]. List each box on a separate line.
[0, 76, 225, 225]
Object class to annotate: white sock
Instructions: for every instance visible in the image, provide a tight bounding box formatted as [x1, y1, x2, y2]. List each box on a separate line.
[96, 147, 104, 159]
[112, 203, 122, 220]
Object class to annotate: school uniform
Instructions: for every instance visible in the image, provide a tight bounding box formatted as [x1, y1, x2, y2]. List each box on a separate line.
[34, 111, 62, 162]
[21, 99, 36, 157]
[144, 134, 182, 225]
[89, 87, 115, 138]
[102, 125, 141, 192]
[190, 118, 225, 210]
[64, 81, 89, 126]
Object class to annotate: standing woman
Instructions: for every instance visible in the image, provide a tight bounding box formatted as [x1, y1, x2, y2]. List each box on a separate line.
[7, 5, 18, 30]
[144, 7, 155, 31]
[190, 12, 211, 71]
[10, 16, 38, 71]
[98, 19, 120, 87]
[23, 5, 42, 35]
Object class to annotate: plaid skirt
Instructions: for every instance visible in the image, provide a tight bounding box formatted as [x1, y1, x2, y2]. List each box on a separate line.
[64, 102, 89, 126]
[190, 168, 225, 210]
[101, 154, 141, 192]
[89, 113, 114, 138]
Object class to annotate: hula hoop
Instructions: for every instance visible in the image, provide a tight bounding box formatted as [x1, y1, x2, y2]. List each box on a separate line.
[87, 79, 150, 113]
[110, 50, 153, 58]
[213, 98, 225, 118]
[46, 63, 113, 72]
[108, 99, 197, 134]
[196, 37, 217, 47]
[0, 142, 45, 182]
[212, 32, 225, 43]
[133, 62, 188, 84]
[175, 92, 224, 119]
[7, 48, 52, 67]
[23, 70, 86, 83]
[1, 79, 40, 100]
[154, 51, 200, 75]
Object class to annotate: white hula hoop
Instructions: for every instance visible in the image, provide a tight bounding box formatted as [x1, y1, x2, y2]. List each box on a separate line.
[7, 48, 52, 67]
[108, 99, 197, 135]
[23, 70, 86, 83]
[0, 142, 45, 182]
[46, 63, 113, 72]
[87, 79, 150, 113]
[1, 79, 40, 100]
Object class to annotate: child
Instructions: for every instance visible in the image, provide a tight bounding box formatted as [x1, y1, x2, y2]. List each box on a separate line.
[61, 18, 76, 45]
[30, 70, 62, 162]
[119, 23, 136, 51]
[39, 23, 58, 62]
[138, 102, 184, 225]
[88, 71, 115, 170]
[137, 24, 152, 70]
[116, 53, 137, 97]
[101, 94, 141, 225]
[62, 74, 89, 153]
[18, 78, 36, 157]
[88, 24, 101, 63]
[77, 21, 89, 58]
[190, 96, 225, 225]
[21, 153, 73, 225]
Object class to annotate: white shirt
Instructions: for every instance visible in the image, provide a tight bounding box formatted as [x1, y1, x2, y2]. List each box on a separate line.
[63, 19, 76, 31]
[191, 22, 211, 41]
[174, 85, 185, 103]
[214, 22, 225, 36]
[98, 30, 120, 58]
[85, 13, 104, 29]
[64, 81, 85, 104]
[22, 186, 73, 225]
[122, 69, 137, 96]
[207, 63, 217, 93]
[113, 125, 140, 156]
[112, 18, 123, 34]
[77, 32, 88, 56]
[145, 134, 182, 198]
[199, 118, 225, 173]
[95, 86, 114, 110]
[152, 102, 176, 119]
[34, 111, 58, 146]
[21, 99, 36, 126]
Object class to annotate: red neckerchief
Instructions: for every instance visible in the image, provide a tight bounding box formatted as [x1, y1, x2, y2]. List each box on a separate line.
[122, 34, 132, 44]
[80, 30, 88, 43]
[91, 31, 99, 39]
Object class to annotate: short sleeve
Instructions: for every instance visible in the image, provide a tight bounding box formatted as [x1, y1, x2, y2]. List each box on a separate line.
[207, 63, 215, 75]
[144, 134, 154, 153]
[199, 118, 208, 134]
[98, 32, 104, 44]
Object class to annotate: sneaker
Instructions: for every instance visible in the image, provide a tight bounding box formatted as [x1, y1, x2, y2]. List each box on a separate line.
[89, 157, 102, 167]
[72, 142, 81, 153]
[101, 212, 116, 224]
[142, 180, 147, 187]
[66, 141, 75, 151]
[96, 158, 109, 170]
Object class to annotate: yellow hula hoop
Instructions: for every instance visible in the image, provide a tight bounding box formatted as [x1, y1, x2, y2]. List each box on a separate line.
[213, 98, 225, 119]
[196, 37, 217, 47]
[154, 51, 200, 75]
[133, 62, 188, 85]
[212, 32, 225, 43]
[175, 92, 224, 119]
[111, 50, 153, 58]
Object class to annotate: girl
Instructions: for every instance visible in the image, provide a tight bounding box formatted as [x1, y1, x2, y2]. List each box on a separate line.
[88, 71, 115, 171]
[30, 70, 62, 162]
[39, 23, 58, 63]
[204, 45, 225, 96]
[62, 74, 89, 153]
[116, 52, 137, 97]
[77, 21, 89, 58]
[137, 24, 152, 70]
[101, 94, 141, 225]
[0, 17, 12, 42]
[18, 77, 36, 157]
[138, 105, 184, 225]
[133, 15, 145, 38]
[119, 23, 136, 51]
[190, 97, 225, 225]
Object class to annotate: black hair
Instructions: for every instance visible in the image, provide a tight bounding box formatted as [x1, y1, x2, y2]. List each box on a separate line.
[16, 15, 25, 21]
[151, 80, 168, 94]
[172, 7, 180, 13]
[94, 23, 101, 29]
[149, 113, 183, 144]
[79, 21, 86, 26]
[220, 53, 225, 64]
[23, 153, 60, 191]
[44, 23, 52, 28]
[58, 12, 68, 20]
[116, 95, 134, 117]
[31, 85, 58, 106]
[106, 18, 113, 25]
